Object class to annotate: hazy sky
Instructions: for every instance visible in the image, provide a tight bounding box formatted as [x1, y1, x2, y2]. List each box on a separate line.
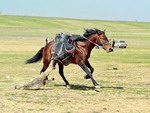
[0, 0, 150, 22]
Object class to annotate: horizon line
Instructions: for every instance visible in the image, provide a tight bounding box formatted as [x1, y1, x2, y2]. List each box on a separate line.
[1, 14, 150, 23]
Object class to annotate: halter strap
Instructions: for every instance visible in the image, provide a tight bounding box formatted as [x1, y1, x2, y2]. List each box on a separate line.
[82, 36, 110, 48]
[82, 36, 100, 46]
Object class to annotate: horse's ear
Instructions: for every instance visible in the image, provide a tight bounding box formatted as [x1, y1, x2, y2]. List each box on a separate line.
[45, 38, 48, 45]
[104, 29, 106, 32]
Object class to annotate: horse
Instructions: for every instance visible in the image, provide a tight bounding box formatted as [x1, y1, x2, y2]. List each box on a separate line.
[26, 28, 114, 88]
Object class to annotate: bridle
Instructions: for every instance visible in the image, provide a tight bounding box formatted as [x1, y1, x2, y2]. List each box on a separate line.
[82, 34, 111, 48]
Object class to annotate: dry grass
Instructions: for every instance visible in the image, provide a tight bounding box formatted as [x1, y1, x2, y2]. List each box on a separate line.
[0, 37, 150, 113]
[0, 16, 150, 113]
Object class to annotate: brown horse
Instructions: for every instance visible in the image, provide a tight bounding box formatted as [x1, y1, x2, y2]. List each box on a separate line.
[26, 29, 114, 88]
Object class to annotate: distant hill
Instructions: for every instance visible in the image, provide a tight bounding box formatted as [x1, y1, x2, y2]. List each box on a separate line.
[0, 15, 150, 40]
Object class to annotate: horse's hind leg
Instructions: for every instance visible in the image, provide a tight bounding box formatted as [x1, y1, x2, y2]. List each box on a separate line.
[58, 63, 70, 88]
[40, 54, 52, 74]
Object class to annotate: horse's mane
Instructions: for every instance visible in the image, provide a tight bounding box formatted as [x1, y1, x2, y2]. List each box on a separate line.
[72, 28, 103, 42]
[83, 28, 103, 37]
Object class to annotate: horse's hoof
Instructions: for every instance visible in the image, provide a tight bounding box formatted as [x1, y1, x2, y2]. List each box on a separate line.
[95, 85, 101, 89]
[66, 85, 71, 89]
[84, 75, 91, 79]
[40, 72, 44, 76]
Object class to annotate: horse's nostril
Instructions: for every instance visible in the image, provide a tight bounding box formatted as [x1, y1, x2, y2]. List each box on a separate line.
[109, 48, 113, 52]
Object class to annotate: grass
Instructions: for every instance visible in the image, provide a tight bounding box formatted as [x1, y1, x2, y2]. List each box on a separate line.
[0, 15, 150, 113]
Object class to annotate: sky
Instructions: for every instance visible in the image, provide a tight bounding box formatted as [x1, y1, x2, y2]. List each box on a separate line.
[0, 0, 150, 22]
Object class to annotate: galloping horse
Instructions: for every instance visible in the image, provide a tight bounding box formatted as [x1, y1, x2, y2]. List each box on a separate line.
[26, 29, 114, 88]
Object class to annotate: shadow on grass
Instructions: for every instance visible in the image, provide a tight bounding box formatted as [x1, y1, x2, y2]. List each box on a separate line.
[101, 86, 124, 90]
[55, 84, 95, 90]
[55, 84, 124, 91]
[37, 88, 53, 90]
[70, 84, 95, 90]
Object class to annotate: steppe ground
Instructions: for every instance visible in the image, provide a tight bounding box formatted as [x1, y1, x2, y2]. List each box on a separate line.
[0, 15, 150, 113]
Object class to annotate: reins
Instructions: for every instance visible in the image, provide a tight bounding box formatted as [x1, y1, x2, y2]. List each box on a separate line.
[82, 36, 100, 46]
[82, 36, 111, 48]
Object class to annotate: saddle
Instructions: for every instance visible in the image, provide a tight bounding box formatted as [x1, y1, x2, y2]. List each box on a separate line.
[52, 33, 75, 65]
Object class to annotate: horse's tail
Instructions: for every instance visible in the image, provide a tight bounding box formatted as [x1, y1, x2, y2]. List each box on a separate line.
[25, 47, 44, 64]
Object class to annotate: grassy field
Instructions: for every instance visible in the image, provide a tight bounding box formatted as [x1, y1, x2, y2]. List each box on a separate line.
[0, 15, 150, 113]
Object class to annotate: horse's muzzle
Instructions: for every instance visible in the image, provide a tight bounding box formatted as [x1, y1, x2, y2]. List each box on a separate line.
[109, 48, 114, 52]
[106, 48, 113, 53]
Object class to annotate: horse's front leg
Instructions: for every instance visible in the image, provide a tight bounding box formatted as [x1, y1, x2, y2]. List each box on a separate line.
[78, 62, 99, 87]
[58, 63, 70, 88]
[84, 60, 94, 79]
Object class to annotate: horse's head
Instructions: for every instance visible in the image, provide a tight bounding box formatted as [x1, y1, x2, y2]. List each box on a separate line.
[96, 30, 114, 53]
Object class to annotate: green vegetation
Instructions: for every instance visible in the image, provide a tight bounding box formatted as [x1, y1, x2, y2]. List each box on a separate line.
[0, 15, 150, 113]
